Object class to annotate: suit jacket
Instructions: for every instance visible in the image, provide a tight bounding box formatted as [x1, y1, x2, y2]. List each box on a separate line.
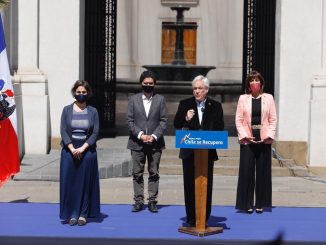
[126, 92, 168, 151]
[174, 96, 224, 161]
[60, 103, 99, 148]
[235, 93, 277, 143]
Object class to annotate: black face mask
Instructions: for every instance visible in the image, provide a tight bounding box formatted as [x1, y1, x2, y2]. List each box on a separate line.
[74, 94, 88, 103]
[142, 85, 154, 94]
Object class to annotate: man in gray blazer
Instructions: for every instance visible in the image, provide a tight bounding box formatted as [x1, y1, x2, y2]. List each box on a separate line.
[126, 70, 168, 213]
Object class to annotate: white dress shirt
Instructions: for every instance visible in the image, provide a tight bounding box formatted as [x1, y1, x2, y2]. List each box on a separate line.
[137, 94, 157, 140]
[196, 99, 206, 125]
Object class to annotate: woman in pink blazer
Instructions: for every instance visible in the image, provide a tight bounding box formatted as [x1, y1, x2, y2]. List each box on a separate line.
[235, 70, 277, 214]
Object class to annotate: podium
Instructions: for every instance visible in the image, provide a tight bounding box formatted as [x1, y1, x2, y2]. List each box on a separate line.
[175, 130, 228, 237]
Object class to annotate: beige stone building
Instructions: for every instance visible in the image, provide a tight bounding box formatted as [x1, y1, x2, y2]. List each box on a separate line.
[1, 0, 325, 172]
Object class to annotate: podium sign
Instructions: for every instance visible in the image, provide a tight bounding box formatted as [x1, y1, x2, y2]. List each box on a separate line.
[176, 130, 228, 236]
[176, 130, 228, 149]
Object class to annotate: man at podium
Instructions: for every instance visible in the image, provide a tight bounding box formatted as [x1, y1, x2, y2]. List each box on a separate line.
[174, 75, 224, 226]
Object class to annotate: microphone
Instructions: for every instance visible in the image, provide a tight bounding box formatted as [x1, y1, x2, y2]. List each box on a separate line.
[201, 107, 205, 112]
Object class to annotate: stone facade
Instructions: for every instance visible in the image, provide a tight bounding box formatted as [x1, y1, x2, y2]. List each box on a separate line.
[1, 0, 326, 168]
[274, 0, 326, 167]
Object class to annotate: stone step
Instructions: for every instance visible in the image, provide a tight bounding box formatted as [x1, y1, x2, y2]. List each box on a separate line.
[159, 155, 281, 166]
[159, 156, 239, 165]
[18, 131, 310, 181]
[163, 148, 240, 157]
[158, 164, 294, 177]
[94, 138, 297, 177]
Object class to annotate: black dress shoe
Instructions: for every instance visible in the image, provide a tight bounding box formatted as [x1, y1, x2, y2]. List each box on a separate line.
[148, 201, 158, 213]
[188, 220, 196, 227]
[132, 203, 144, 212]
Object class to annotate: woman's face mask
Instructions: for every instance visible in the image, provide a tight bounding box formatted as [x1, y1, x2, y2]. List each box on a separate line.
[249, 79, 261, 94]
[74, 94, 88, 103]
[74, 86, 88, 103]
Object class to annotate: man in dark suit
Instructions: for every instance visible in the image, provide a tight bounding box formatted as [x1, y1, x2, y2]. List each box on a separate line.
[174, 75, 224, 226]
[127, 70, 168, 213]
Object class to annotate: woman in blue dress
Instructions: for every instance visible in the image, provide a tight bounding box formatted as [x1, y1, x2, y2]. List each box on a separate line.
[60, 80, 100, 226]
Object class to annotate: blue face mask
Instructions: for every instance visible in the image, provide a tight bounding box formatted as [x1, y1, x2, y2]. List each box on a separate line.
[74, 94, 88, 103]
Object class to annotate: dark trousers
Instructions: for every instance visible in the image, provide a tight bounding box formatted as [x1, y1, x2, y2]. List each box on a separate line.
[182, 156, 214, 224]
[236, 143, 272, 210]
[131, 147, 162, 204]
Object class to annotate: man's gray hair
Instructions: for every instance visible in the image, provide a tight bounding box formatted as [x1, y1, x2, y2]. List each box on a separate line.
[192, 75, 210, 89]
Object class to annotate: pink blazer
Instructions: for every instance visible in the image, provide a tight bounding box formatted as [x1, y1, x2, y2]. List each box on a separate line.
[235, 93, 277, 143]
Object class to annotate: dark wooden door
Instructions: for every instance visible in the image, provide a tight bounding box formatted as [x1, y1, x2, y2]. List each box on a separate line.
[162, 23, 197, 65]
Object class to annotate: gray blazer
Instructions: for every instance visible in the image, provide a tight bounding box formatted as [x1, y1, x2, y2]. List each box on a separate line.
[126, 92, 168, 151]
[60, 103, 99, 148]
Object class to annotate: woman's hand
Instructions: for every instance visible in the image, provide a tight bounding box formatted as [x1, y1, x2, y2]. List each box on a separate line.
[68, 143, 89, 160]
[263, 137, 273, 144]
[74, 143, 89, 159]
[239, 137, 255, 144]
[68, 144, 79, 159]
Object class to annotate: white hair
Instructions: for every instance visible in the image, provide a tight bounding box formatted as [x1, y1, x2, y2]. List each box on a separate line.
[192, 75, 210, 89]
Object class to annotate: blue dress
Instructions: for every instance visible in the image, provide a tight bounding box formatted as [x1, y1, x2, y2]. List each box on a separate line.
[59, 108, 100, 220]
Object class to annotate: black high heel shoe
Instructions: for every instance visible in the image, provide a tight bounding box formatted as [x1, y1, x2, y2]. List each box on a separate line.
[256, 208, 263, 214]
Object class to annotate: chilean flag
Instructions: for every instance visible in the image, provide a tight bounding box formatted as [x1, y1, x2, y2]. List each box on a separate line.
[0, 14, 19, 187]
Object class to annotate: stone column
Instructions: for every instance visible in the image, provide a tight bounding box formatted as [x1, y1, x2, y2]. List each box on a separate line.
[274, 0, 322, 165]
[309, 77, 326, 167]
[309, 0, 326, 167]
[15, 0, 49, 154]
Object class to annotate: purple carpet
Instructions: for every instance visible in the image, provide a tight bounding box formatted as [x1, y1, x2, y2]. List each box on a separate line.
[0, 202, 325, 245]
